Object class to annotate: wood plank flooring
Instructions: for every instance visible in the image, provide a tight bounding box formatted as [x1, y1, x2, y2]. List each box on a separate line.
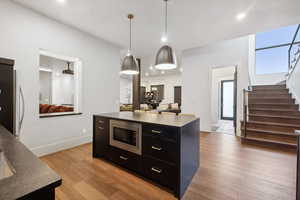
[41, 133, 297, 200]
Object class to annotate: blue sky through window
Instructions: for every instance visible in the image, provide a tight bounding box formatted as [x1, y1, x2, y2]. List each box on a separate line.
[256, 24, 299, 74]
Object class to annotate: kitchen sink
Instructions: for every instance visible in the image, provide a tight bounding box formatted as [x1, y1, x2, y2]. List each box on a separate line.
[0, 149, 15, 180]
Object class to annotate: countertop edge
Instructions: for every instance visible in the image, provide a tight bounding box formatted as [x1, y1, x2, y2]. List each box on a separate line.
[0, 125, 62, 200]
[94, 112, 200, 128]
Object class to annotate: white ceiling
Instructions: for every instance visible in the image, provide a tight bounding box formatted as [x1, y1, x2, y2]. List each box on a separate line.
[12, 0, 300, 58]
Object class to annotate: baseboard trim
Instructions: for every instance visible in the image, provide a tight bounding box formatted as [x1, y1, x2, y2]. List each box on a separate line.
[30, 135, 92, 157]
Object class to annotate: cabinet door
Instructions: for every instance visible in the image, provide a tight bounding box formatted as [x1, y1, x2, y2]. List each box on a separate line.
[143, 135, 177, 164]
[142, 156, 176, 190]
[108, 147, 140, 173]
[93, 117, 109, 157]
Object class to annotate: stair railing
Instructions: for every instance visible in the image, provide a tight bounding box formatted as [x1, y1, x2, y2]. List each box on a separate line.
[243, 88, 251, 137]
[243, 70, 253, 137]
[287, 24, 300, 79]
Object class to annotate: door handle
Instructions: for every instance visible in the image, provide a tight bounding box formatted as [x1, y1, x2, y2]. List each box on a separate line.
[151, 130, 161, 134]
[151, 167, 162, 174]
[151, 146, 162, 151]
[120, 156, 128, 161]
[17, 86, 25, 139]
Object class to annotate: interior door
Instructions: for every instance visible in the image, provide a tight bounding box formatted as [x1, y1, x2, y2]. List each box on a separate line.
[174, 86, 182, 106]
[233, 67, 237, 135]
[221, 80, 234, 120]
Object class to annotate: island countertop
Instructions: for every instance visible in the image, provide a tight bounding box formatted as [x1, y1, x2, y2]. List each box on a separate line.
[94, 112, 199, 127]
[0, 125, 62, 200]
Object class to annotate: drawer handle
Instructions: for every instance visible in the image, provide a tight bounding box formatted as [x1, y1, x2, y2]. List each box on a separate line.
[151, 130, 161, 134]
[98, 127, 104, 130]
[98, 120, 104, 124]
[151, 146, 162, 151]
[151, 167, 162, 174]
[120, 156, 128, 161]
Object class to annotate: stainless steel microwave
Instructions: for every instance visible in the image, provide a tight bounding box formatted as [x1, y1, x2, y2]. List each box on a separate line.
[109, 120, 142, 155]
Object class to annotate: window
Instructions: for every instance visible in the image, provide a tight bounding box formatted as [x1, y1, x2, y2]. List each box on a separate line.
[221, 80, 234, 120]
[255, 24, 300, 74]
[39, 50, 82, 117]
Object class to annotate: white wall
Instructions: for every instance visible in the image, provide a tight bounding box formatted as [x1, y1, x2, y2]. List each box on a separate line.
[287, 61, 300, 108]
[211, 67, 235, 125]
[141, 74, 182, 104]
[120, 77, 132, 104]
[182, 36, 250, 134]
[0, 1, 120, 156]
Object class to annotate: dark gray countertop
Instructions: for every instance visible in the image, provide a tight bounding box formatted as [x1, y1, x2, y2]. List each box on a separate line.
[0, 125, 62, 200]
[95, 112, 199, 127]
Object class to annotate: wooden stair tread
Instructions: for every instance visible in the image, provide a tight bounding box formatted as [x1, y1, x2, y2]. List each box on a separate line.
[252, 84, 286, 87]
[248, 114, 300, 119]
[241, 127, 296, 136]
[243, 136, 297, 147]
[249, 97, 292, 100]
[249, 108, 298, 112]
[246, 120, 300, 128]
[249, 103, 297, 105]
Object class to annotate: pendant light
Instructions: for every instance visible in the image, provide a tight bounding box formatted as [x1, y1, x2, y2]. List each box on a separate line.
[62, 62, 74, 75]
[155, 0, 177, 70]
[120, 14, 139, 75]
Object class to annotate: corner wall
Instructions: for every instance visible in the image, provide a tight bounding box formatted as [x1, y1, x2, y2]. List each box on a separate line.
[287, 61, 300, 109]
[0, 1, 121, 156]
[181, 36, 250, 134]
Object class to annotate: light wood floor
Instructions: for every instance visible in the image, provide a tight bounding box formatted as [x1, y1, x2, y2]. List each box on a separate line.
[41, 133, 297, 200]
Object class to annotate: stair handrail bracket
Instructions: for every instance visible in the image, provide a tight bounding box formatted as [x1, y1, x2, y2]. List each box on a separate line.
[287, 24, 300, 79]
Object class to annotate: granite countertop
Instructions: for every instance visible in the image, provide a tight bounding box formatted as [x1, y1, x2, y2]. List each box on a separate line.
[0, 125, 62, 200]
[95, 112, 199, 127]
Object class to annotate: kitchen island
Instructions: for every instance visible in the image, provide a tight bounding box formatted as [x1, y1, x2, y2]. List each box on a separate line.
[0, 125, 62, 200]
[93, 112, 200, 199]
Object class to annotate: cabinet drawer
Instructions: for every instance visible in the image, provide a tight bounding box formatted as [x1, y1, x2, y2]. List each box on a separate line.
[109, 147, 140, 172]
[94, 117, 108, 131]
[142, 124, 178, 142]
[143, 136, 177, 164]
[142, 156, 176, 190]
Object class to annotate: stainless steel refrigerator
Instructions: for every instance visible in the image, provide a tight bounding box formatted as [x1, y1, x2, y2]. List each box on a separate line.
[0, 57, 24, 137]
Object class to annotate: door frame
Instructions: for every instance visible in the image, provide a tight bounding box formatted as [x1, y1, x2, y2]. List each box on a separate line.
[220, 80, 234, 121]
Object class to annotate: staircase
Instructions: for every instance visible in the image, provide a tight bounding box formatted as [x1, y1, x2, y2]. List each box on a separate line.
[241, 84, 300, 149]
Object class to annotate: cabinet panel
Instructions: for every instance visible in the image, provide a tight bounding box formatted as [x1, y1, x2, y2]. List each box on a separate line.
[143, 135, 177, 164]
[142, 124, 178, 142]
[142, 156, 176, 190]
[109, 147, 140, 173]
[93, 117, 109, 158]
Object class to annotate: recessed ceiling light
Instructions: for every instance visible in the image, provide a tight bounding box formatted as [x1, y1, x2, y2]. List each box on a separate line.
[56, 0, 66, 4]
[145, 72, 149, 76]
[161, 35, 168, 43]
[236, 13, 246, 21]
[161, 71, 165, 74]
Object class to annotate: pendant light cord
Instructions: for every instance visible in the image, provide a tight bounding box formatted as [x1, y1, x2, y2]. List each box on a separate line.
[129, 17, 132, 52]
[127, 14, 134, 53]
[165, 0, 168, 36]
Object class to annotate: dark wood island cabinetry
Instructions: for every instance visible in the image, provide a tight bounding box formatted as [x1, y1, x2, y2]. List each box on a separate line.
[93, 112, 200, 199]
